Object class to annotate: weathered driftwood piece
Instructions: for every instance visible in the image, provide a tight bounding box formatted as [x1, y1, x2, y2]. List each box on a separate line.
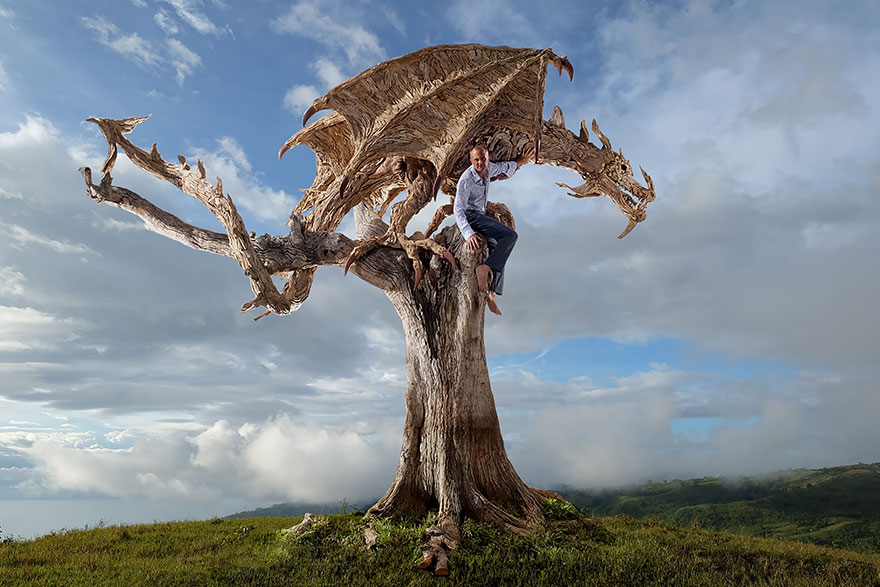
[281, 512, 318, 538]
[363, 521, 379, 550]
[82, 43, 655, 575]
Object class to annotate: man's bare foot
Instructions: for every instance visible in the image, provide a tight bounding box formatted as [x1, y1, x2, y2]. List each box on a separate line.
[476, 264, 492, 293]
[487, 291, 502, 316]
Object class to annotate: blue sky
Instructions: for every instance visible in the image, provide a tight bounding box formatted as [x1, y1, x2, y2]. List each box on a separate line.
[1, 0, 879, 538]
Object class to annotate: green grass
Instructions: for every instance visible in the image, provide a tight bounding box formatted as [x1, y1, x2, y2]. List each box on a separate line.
[2, 512, 880, 585]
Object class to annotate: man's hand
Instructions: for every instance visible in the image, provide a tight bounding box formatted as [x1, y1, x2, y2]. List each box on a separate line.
[466, 234, 483, 252]
[516, 145, 536, 168]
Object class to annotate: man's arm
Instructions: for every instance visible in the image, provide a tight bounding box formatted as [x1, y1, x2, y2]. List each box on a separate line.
[453, 175, 476, 240]
[488, 147, 536, 179]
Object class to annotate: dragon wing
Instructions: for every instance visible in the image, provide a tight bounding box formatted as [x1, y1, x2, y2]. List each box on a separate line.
[280, 44, 572, 230]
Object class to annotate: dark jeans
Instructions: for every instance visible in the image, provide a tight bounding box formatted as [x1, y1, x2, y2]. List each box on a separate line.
[465, 209, 517, 295]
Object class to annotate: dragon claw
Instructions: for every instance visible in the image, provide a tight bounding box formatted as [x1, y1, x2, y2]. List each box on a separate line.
[302, 104, 318, 127]
[552, 56, 574, 81]
[343, 252, 357, 275]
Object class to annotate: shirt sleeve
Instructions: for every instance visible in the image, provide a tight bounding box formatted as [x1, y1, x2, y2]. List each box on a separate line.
[489, 160, 518, 179]
[454, 175, 476, 240]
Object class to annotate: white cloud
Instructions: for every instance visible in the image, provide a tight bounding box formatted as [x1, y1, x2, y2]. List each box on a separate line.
[14, 415, 397, 502]
[0, 186, 22, 200]
[80, 15, 204, 84]
[283, 84, 319, 115]
[159, 0, 231, 36]
[0, 306, 90, 352]
[131, 0, 148, 7]
[0, 115, 58, 148]
[154, 9, 181, 35]
[193, 137, 297, 222]
[272, 1, 385, 66]
[313, 58, 346, 88]
[166, 38, 202, 85]
[80, 15, 161, 69]
[500, 365, 880, 488]
[3, 224, 94, 256]
[0, 266, 26, 296]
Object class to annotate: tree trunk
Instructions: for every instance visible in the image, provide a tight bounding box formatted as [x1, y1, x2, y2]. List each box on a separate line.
[368, 225, 548, 553]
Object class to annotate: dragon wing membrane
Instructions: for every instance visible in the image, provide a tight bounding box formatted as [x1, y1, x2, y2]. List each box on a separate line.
[281, 45, 559, 226]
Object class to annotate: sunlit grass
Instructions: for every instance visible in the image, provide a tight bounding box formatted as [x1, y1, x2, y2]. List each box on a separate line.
[1, 512, 879, 585]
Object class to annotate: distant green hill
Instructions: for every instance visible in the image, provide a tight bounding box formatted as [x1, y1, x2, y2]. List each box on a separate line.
[562, 463, 880, 554]
[225, 500, 372, 519]
[2, 512, 880, 585]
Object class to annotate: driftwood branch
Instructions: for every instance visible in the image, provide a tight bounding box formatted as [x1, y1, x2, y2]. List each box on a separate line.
[81, 115, 402, 316]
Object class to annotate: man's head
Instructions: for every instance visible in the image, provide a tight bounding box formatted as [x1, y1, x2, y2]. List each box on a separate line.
[470, 145, 489, 176]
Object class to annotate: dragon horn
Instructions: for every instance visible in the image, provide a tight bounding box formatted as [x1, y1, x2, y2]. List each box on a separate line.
[591, 119, 612, 150]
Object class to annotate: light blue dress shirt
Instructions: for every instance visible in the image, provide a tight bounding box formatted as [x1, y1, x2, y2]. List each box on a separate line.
[453, 160, 518, 240]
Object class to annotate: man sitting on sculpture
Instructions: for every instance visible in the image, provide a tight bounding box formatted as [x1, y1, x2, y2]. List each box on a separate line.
[453, 144, 534, 316]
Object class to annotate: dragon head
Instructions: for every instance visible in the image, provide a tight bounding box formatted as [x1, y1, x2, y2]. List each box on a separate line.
[548, 115, 655, 239]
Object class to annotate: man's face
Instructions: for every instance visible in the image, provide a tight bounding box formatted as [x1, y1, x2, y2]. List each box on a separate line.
[470, 147, 489, 176]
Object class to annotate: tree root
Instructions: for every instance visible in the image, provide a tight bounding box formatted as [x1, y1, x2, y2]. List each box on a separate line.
[417, 516, 461, 577]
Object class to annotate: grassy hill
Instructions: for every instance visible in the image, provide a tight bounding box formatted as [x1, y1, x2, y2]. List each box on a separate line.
[2, 511, 880, 585]
[563, 463, 880, 554]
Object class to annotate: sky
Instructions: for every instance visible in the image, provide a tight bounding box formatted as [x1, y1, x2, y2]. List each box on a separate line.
[0, 0, 879, 538]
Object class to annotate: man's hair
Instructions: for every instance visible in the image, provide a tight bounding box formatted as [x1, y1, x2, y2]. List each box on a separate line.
[470, 145, 488, 156]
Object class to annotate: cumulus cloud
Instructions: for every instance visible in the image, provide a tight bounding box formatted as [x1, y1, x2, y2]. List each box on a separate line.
[313, 58, 346, 87]
[272, 1, 385, 67]
[14, 415, 397, 502]
[192, 136, 298, 221]
[283, 84, 319, 115]
[500, 365, 880, 488]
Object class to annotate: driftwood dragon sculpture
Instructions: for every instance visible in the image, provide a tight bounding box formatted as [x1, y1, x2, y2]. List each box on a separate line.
[82, 43, 654, 319]
[276, 44, 655, 309]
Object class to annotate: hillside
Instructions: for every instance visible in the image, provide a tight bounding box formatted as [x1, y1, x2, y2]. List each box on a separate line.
[563, 463, 880, 554]
[2, 511, 879, 585]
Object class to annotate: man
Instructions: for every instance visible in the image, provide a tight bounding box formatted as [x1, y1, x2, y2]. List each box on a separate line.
[454, 144, 534, 316]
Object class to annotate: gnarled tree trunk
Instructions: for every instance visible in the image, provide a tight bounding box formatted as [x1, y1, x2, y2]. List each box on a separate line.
[365, 224, 549, 572]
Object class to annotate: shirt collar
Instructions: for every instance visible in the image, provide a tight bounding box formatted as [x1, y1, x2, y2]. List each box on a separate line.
[467, 164, 487, 185]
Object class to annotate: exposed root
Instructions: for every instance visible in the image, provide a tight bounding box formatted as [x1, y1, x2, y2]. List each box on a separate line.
[418, 515, 461, 577]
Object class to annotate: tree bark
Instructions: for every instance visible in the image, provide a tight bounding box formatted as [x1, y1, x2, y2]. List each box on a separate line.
[367, 224, 548, 568]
